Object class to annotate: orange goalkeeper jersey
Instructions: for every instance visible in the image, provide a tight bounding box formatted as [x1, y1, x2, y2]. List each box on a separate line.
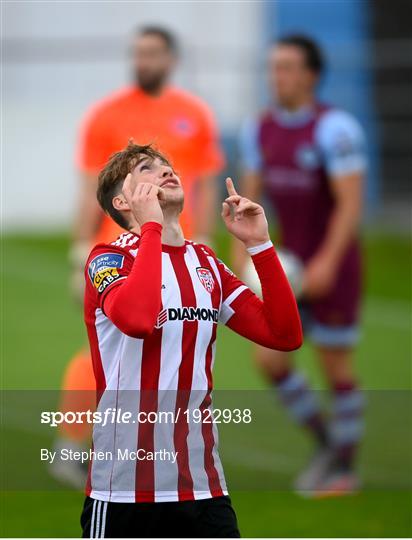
[76, 85, 225, 242]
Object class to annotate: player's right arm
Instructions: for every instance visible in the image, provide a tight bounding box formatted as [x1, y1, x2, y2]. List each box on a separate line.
[190, 101, 225, 244]
[302, 110, 366, 299]
[86, 223, 162, 338]
[232, 118, 263, 275]
[71, 174, 104, 301]
[72, 171, 104, 250]
[86, 177, 164, 338]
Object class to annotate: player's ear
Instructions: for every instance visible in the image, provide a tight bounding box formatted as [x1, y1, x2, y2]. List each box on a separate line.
[112, 194, 130, 212]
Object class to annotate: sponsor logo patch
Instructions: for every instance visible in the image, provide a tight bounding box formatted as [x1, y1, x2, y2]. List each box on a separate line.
[88, 252, 124, 293]
[196, 267, 215, 293]
[155, 307, 219, 328]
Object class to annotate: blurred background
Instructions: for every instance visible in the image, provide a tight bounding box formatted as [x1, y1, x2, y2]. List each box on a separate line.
[3, 0, 411, 228]
[2, 0, 411, 537]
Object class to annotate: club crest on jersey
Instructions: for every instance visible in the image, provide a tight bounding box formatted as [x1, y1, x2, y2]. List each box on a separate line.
[196, 267, 215, 293]
[172, 117, 196, 137]
[295, 144, 321, 170]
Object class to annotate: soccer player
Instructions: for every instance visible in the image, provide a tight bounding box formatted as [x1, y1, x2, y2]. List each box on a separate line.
[236, 35, 366, 496]
[80, 142, 302, 537]
[52, 26, 224, 487]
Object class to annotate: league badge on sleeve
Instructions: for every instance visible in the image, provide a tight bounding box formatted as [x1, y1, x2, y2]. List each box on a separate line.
[196, 267, 215, 293]
[88, 252, 125, 294]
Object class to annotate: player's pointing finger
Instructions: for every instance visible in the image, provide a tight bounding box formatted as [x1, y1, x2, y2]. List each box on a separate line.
[226, 177, 238, 197]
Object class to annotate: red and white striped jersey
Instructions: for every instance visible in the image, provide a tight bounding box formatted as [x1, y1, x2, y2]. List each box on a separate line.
[84, 230, 251, 503]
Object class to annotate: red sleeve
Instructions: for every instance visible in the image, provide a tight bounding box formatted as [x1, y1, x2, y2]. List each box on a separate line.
[222, 247, 303, 351]
[86, 222, 163, 338]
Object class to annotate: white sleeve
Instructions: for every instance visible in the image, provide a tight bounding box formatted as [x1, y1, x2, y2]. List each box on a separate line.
[315, 109, 367, 178]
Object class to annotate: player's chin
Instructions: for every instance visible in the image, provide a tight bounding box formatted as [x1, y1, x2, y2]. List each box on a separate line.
[161, 187, 184, 205]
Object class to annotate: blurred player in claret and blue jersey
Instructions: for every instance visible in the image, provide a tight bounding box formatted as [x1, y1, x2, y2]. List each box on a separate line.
[51, 26, 225, 488]
[236, 35, 366, 496]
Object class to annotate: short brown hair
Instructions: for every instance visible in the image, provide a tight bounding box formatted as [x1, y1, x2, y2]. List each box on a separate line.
[97, 142, 171, 229]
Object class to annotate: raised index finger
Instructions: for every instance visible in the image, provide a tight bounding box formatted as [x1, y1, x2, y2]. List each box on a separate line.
[225, 177, 238, 197]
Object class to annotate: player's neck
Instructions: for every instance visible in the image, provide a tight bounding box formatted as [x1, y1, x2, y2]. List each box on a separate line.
[161, 214, 185, 246]
[130, 217, 184, 247]
[142, 87, 164, 97]
[279, 94, 315, 112]
[138, 81, 168, 97]
[129, 208, 184, 247]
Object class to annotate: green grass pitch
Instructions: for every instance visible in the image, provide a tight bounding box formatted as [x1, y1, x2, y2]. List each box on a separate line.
[1, 229, 411, 537]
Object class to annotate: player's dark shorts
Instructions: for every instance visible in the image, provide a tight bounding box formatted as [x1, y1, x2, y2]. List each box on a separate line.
[300, 242, 362, 348]
[80, 495, 241, 538]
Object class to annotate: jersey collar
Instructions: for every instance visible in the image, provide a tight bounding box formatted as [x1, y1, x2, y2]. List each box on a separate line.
[131, 231, 187, 254]
[272, 103, 316, 128]
[161, 242, 187, 254]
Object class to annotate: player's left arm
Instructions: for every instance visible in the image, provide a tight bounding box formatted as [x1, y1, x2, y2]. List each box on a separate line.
[303, 110, 366, 299]
[218, 178, 302, 351]
[219, 248, 303, 351]
[192, 104, 225, 243]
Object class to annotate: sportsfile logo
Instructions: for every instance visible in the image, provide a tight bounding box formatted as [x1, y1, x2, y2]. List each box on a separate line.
[155, 307, 219, 328]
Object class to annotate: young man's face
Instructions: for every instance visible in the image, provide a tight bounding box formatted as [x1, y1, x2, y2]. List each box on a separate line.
[132, 34, 176, 93]
[268, 44, 317, 107]
[129, 155, 184, 208]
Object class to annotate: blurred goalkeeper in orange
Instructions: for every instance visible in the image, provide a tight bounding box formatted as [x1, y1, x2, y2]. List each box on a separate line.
[51, 26, 225, 488]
